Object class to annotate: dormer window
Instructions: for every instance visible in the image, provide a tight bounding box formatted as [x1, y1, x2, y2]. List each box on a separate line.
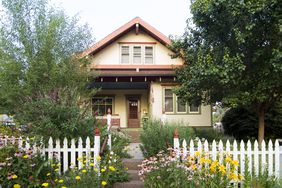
[120, 44, 154, 64]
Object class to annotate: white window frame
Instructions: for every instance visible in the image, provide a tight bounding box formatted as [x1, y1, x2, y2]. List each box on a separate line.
[119, 44, 155, 64]
[176, 96, 187, 113]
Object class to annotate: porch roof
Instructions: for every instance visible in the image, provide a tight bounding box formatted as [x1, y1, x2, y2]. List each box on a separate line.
[89, 82, 149, 89]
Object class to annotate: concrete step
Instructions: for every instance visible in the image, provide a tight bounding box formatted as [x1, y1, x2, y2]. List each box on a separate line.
[113, 180, 145, 188]
[123, 159, 142, 170]
[128, 170, 140, 181]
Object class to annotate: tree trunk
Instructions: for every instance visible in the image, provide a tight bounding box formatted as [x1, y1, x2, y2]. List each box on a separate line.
[258, 109, 265, 145]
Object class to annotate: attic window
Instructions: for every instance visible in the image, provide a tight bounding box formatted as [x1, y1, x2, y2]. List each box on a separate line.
[133, 46, 141, 64]
[121, 46, 130, 64]
[145, 46, 153, 64]
[120, 44, 154, 64]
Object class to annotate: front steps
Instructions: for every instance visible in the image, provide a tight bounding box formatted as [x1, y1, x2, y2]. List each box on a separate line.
[113, 156, 144, 188]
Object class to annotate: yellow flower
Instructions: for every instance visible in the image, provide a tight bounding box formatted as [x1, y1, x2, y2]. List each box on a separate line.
[191, 164, 197, 170]
[12, 175, 18, 179]
[101, 168, 106, 172]
[210, 164, 216, 172]
[81, 169, 87, 173]
[229, 172, 238, 181]
[225, 157, 232, 163]
[94, 168, 98, 172]
[46, 173, 51, 176]
[42, 183, 49, 187]
[82, 164, 85, 168]
[96, 155, 101, 161]
[51, 164, 56, 167]
[13, 184, 21, 188]
[206, 159, 211, 164]
[211, 161, 219, 167]
[219, 165, 226, 174]
[238, 174, 244, 180]
[55, 168, 59, 172]
[231, 160, 239, 167]
[58, 179, 64, 183]
[125, 167, 128, 171]
[101, 181, 107, 186]
[75, 176, 81, 180]
[199, 158, 206, 164]
[23, 155, 28, 159]
[61, 186, 67, 188]
[195, 151, 201, 157]
[109, 166, 116, 171]
[90, 163, 95, 166]
[55, 179, 58, 182]
[57, 163, 61, 166]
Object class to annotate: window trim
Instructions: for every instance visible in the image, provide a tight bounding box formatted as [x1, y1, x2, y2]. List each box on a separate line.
[162, 87, 201, 115]
[92, 96, 115, 116]
[188, 103, 201, 114]
[119, 44, 155, 64]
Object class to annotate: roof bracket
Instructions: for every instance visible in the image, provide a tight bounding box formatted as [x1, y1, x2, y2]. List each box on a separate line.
[135, 23, 139, 35]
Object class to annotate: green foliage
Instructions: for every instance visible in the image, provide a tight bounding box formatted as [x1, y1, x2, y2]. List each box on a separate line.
[192, 127, 234, 143]
[16, 99, 95, 140]
[172, 0, 282, 141]
[111, 131, 131, 159]
[0, 146, 53, 188]
[44, 150, 128, 188]
[140, 119, 195, 158]
[222, 102, 282, 140]
[140, 150, 242, 188]
[0, 0, 96, 139]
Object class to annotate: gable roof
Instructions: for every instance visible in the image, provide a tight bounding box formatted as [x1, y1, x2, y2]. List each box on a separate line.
[81, 17, 172, 57]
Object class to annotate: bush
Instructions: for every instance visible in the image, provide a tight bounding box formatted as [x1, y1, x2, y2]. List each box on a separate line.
[192, 127, 234, 143]
[139, 150, 243, 188]
[16, 99, 96, 140]
[222, 101, 282, 140]
[140, 119, 194, 158]
[0, 146, 53, 188]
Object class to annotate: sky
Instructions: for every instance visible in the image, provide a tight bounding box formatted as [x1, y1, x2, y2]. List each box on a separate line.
[50, 0, 192, 42]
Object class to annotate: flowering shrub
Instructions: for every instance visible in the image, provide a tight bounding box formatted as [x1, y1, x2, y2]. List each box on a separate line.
[40, 150, 129, 188]
[0, 146, 53, 188]
[138, 149, 243, 188]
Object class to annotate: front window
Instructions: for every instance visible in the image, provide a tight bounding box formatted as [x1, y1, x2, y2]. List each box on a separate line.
[163, 88, 201, 114]
[164, 89, 173, 112]
[92, 97, 113, 116]
[189, 103, 200, 113]
[177, 97, 186, 113]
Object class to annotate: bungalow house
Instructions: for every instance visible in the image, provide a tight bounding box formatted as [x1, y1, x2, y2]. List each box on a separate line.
[82, 17, 212, 128]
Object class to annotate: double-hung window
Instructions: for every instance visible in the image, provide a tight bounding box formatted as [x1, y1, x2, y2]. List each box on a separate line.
[133, 46, 141, 64]
[145, 46, 153, 64]
[121, 46, 130, 64]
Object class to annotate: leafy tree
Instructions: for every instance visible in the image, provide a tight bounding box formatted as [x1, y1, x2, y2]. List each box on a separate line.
[222, 101, 282, 141]
[0, 0, 96, 139]
[172, 0, 282, 143]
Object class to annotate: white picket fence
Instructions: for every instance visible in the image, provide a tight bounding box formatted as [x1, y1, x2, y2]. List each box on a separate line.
[0, 134, 103, 172]
[173, 137, 282, 178]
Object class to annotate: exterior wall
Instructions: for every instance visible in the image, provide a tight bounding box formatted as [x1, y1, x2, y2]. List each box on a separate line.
[96, 89, 148, 128]
[90, 30, 183, 66]
[150, 83, 212, 126]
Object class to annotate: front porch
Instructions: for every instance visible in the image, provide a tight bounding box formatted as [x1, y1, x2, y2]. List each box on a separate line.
[92, 88, 149, 128]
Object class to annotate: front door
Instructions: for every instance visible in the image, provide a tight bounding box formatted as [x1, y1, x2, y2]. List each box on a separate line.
[127, 98, 140, 128]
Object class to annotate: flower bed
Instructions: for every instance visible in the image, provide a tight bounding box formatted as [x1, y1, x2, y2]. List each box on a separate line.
[138, 149, 243, 188]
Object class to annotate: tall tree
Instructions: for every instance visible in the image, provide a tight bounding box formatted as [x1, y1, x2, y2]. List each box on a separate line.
[172, 0, 282, 143]
[0, 0, 96, 138]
